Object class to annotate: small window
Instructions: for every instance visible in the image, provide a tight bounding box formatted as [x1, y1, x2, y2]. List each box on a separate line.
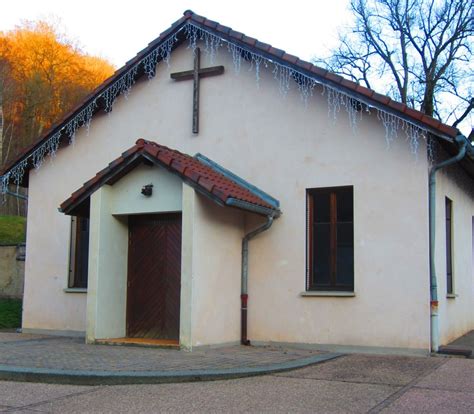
[445, 197, 453, 294]
[69, 216, 89, 288]
[307, 186, 354, 291]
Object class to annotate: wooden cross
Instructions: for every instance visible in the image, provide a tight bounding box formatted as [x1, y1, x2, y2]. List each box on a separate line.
[170, 47, 224, 134]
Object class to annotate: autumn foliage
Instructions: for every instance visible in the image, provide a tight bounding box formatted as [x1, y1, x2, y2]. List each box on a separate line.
[0, 21, 115, 165]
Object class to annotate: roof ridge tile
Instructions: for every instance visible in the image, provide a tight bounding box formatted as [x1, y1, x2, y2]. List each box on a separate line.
[216, 24, 232, 34]
[229, 30, 245, 40]
[203, 19, 219, 29]
[282, 53, 299, 64]
[190, 14, 206, 24]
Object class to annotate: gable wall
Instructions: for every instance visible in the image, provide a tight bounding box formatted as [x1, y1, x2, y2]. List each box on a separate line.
[23, 41, 434, 349]
[109, 163, 183, 215]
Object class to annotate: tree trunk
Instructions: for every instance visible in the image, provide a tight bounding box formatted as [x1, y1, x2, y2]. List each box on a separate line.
[421, 86, 435, 118]
[0, 103, 3, 166]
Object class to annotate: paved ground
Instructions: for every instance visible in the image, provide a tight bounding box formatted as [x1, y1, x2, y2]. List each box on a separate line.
[0, 333, 326, 371]
[1, 353, 473, 413]
[1, 332, 474, 412]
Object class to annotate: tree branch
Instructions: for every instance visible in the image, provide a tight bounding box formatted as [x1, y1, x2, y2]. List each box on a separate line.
[452, 98, 474, 128]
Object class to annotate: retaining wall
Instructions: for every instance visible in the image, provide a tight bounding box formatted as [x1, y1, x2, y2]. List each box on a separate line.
[0, 244, 25, 298]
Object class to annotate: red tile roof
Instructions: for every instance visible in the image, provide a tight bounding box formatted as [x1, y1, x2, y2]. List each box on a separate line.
[0, 9, 467, 185]
[59, 139, 280, 217]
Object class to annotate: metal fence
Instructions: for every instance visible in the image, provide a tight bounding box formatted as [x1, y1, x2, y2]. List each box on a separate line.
[0, 186, 28, 217]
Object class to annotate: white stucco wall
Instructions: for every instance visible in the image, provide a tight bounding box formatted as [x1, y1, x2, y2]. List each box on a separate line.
[110, 164, 182, 215]
[22, 39, 450, 350]
[180, 185, 244, 348]
[435, 166, 474, 345]
[191, 193, 244, 347]
[23, 169, 87, 333]
[87, 186, 128, 341]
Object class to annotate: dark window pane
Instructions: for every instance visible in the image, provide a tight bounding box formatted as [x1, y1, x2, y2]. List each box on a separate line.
[313, 223, 330, 285]
[336, 222, 354, 286]
[337, 188, 353, 222]
[445, 198, 453, 294]
[307, 186, 354, 291]
[313, 192, 330, 223]
[74, 217, 89, 288]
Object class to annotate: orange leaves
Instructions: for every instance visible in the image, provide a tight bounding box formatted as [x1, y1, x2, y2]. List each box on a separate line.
[0, 20, 115, 164]
[2, 21, 114, 88]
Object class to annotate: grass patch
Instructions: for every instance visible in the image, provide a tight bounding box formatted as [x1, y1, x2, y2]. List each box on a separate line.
[0, 299, 22, 329]
[0, 215, 26, 245]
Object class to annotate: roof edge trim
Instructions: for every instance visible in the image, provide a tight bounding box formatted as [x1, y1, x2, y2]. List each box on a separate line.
[195, 153, 280, 208]
[226, 198, 281, 217]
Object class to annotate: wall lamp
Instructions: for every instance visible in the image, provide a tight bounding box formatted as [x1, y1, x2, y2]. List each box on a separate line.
[141, 184, 153, 197]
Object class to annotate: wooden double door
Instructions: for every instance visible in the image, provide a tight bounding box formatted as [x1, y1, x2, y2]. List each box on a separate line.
[127, 213, 182, 341]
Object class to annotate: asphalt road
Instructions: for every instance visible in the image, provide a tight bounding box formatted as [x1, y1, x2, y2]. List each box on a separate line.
[1, 353, 473, 413]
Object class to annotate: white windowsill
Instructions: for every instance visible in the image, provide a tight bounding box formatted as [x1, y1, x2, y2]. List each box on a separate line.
[300, 291, 355, 297]
[446, 293, 457, 299]
[63, 288, 87, 294]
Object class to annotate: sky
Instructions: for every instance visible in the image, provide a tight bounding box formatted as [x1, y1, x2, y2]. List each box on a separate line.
[0, 0, 353, 67]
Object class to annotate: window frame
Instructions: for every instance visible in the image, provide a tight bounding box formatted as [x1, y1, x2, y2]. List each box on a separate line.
[306, 186, 354, 292]
[68, 216, 90, 289]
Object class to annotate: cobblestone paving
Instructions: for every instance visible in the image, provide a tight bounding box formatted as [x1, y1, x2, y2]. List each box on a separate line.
[0, 333, 322, 372]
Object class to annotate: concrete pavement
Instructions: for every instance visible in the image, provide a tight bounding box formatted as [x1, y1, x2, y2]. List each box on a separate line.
[1, 353, 473, 413]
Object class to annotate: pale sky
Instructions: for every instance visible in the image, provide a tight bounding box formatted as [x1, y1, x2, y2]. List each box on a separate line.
[0, 0, 352, 67]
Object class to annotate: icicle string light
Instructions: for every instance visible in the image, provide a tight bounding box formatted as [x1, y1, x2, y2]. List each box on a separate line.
[65, 101, 97, 144]
[1, 21, 433, 195]
[227, 43, 243, 74]
[32, 132, 61, 170]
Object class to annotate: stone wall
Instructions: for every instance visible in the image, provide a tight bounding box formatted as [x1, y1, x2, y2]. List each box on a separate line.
[0, 244, 25, 298]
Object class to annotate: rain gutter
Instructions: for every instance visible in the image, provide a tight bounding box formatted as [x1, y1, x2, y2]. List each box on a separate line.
[240, 215, 275, 345]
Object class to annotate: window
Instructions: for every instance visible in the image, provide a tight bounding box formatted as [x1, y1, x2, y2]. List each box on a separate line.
[69, 216, 90, 288]
[445, 197, 453, 295]
[307, 186, 354, 291]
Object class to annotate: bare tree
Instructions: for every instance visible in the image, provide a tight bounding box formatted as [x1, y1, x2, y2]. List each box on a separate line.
[315, 0, 473, 131]
[0, 54, 16, 167]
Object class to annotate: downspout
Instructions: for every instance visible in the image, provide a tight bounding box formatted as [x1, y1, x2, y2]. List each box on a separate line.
[241, 215, 274, 345]
[429, 133, 467, 353]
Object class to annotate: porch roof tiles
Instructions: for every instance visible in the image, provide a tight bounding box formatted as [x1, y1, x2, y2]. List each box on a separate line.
[59, 139, 280, 217]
